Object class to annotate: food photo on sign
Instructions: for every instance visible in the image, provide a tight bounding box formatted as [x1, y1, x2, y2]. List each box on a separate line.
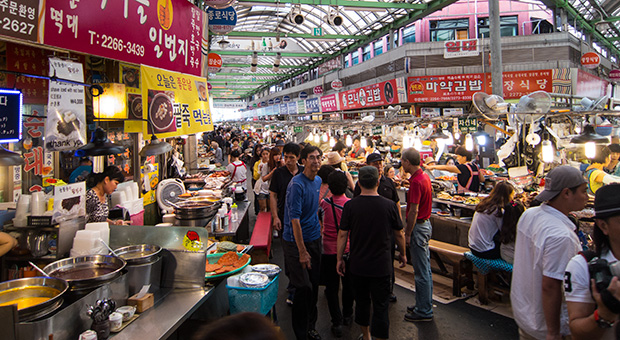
[128, 93, 143, 120]
[147, 90, 177, 134]
[195, 80, 208, 101]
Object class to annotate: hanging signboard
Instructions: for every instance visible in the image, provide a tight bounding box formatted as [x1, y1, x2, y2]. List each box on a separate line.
[274, 97, 281, 104]
[576, 69, 609, 98]
[21, 105, 50, 194]
[444, 39, 479, 59]
[421, 107, 441, 118]
[407, 70, 552, 102]
[6, 43, 51, 105]
[318, 58, 341, 76]
[268, 99, 274, 105]
[0, 0, 39, 42]
[443, 107, 464, 117]
[305, 97, 320, 114]
[207, 6, 237, 34]
[283, 95, 290, 103]
[0, 89, 22, 143]
[133, 65, 213, 138]
[458, 117, 478, 133]
[279, 103, 288, 115]
[581, 52, 600, 69]
[45, 58, 87, 152]
[207, 53, 223, 74]
[299, 91, 308, 99]
[44, 0, 204, 76]
[609, 69, 620, 81]
[288, 101, 297, 115]
[313, 86, 323, 95]
[296, 100, 306, 114]
[331, 79, 343, 91]
[320, 94, 339, 112]
[339, 79, 398, 110]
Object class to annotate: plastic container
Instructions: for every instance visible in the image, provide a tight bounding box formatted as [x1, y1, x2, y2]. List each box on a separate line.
[227, 273, 280, 315]
[86, 222, 110, 245]
[231, 203, 238, 222]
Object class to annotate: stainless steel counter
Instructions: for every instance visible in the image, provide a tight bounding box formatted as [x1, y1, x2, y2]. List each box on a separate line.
[111, 287, 213, 340]
[212, 201, 250, 242]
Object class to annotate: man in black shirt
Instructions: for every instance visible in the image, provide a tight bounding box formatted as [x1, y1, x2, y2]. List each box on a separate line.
[337, 166, 407, 340]
[353, 152, 401, 302]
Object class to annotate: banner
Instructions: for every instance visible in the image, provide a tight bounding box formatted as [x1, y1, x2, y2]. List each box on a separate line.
[576, 69, 609, 99]
[320, 94, 339, 112]
[444, 39, 479, 59]
[287, 101, 297, 115]
[138, 65, 213, 138]
[45, 58, 87, 151]
[305, 97, 320, 114]
[318, 58, 341, 76]
[339, 79, 399, 110]
[407, 70, 553, 102]
[296, 100, 306, 114]
[44, 0, 204, 76]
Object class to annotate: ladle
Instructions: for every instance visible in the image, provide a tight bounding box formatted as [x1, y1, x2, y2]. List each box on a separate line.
[28, 261, 50, 277]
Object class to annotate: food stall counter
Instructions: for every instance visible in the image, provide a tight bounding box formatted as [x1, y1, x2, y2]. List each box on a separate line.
[212, 201, 250, 243]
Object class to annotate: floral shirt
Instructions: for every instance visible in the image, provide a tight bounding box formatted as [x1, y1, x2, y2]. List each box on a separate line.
[86, 189, 108, 223]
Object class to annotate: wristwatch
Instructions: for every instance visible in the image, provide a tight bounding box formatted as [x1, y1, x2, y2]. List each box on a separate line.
[594, 309, 615, 329]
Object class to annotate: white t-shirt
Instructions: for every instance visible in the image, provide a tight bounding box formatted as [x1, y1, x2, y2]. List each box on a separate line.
[511, 204, 581, 339]
[468, 210, 503, 253]
[565, 249, 619, 340]
[258, 161, 271, 195]
[226, 160, 247, 189]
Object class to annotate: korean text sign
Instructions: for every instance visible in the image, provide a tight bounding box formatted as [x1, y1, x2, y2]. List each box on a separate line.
[0, 0, 38, 42]
[43, 0, 204, 76]
[140, 65, 213, 138]
[0, 89, 22, 142]
[339, 79, 398, 110]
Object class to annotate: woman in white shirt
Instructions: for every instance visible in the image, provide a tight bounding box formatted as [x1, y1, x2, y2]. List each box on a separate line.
[226, 149, 247, 190]
[468, 181, 515, 259]
[257, 147, 281, 212]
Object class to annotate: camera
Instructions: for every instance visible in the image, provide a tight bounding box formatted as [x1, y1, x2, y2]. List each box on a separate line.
[588, 257, 620, 313]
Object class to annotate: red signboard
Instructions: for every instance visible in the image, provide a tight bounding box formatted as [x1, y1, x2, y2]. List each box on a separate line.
[610, 69, 620, 80]
[576, 69, 609, 98]
[6, 43, 48, 105]
[207, 53, 222, 73]
[407, 70, 552, 102]
[313, 86, 323, 95]
[581, 52, 600, 69]
[320, 94, 339, 112]
[43, 0, 204, 76]
[339, 79, 398, 110]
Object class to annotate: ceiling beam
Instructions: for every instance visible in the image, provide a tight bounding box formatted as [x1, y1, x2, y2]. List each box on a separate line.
[226, 31, 364, 40]
[236, 0, 426, 10]
[216, 50, 331, 57]
[207, 80, 272, 84]
[212, 72, 283, 76]
[223, 63, 300, 69]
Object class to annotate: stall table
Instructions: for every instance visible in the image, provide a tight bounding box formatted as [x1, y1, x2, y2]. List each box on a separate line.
[211, 201, 250, 244]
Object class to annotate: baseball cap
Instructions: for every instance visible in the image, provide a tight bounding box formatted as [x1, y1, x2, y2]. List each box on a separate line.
[275, 140, 285, 146]
[359, 165, 379, 183]
[366, 153, 383, 164]
[536, 165, 587, 202]
[594, 183, 620, 219]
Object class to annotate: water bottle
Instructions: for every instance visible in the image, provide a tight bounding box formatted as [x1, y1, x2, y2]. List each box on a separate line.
[231, 203, 238, 222]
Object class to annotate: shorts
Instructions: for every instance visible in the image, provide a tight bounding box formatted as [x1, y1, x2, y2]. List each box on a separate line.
[258, 193, 270, 200]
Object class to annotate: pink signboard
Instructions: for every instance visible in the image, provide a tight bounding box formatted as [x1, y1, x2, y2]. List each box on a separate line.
[43, 0, 204, 76]
[320, 94, 339, 112]
[339, 79, 398, 110]
[576, 69, 609, 99]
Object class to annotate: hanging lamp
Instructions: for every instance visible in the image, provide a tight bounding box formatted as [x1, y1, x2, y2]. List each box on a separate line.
[569, 124, 609, 144]
[140, 134, 174, 157]
[0, 146, 24, 166]
[75, 127, 126, 157]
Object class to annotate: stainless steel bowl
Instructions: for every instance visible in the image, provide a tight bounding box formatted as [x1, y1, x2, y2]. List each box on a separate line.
[113, 244, 162, 265]
[43, 255, 126, 291]
[0, 277, 68, 321]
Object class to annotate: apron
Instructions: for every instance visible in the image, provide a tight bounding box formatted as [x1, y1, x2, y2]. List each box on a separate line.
[457, 163, 478, 194]
[230, 161, 247, 187]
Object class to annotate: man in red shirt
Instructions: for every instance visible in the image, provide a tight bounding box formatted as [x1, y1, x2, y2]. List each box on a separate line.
[401, 148, 434, 322]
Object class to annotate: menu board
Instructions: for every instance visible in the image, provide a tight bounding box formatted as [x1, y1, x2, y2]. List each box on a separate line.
[136, 65, 213, 138]
[53, 182, 86, 223]
[43, 0, 205, 76]
[0, 89, 22, 142]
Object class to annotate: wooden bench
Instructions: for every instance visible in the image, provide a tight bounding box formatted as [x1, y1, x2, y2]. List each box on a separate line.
[428, 239, 474, 297]
[249, 212, 272, 264]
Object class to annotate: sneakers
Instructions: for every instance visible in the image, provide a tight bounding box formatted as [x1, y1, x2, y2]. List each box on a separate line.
[307, 329, 322, 340]
[389, 294, 397, 302]
[404, 312, 433, 322]
[273, 229, 279, 238]
[406, 305, 415, 313]
[331, 324, 343, 338]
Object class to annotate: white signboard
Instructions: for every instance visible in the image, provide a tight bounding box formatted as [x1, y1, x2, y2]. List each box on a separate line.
[212, 100, 246, 109]
[443, 108, 464, 117]
[421, 107, 441, 118]
[444, 39, 479, 59]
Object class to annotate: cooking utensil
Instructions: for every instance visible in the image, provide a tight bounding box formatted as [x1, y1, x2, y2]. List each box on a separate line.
[28, 261, 50, 277]
[98, 238, 118, 257]
[165, 199, 182, 209]
[0, 277, 68, 321]
[43, 255, 126, 291]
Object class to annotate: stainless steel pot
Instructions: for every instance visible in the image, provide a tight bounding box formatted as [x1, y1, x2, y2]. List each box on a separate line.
[0, 277, 68, 321]
[113, 244, 163, 296]
[43, 255, 126, 291]
[174, 200, 220, 220]
[113, 244, 162, 265]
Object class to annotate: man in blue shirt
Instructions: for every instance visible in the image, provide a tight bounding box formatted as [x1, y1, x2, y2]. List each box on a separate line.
[283, 145, 323, 340]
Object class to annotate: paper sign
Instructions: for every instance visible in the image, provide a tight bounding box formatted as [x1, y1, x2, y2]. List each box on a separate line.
[53, 182, 86, 223]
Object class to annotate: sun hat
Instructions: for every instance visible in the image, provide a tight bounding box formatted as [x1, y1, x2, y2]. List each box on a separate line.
[325, 151, 344, 165]
[594, 183, 620, 219]
[424, 156, 437, 165]
[536, 165, 587, 202]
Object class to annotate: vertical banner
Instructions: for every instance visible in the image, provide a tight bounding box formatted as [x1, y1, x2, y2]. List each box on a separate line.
[140, 65, 213, 138]
[45, 58, 86, 151]
[22, 105, 48, 193]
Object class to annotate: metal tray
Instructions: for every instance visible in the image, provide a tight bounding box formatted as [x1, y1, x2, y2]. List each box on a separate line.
[43, 255, 126, 291]
[113, 244, 162, 265]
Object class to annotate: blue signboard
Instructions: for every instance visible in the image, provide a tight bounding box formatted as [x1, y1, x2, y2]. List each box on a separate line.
[299, 91, 308, 99]
[268, 99, 274, 105]
[274, 97, 281, 104]
[0, 89, 22, 142]
[283, 95, 290, 103]
[207, 6, 237, 34]
[279, 103, 288, 115]
[305, 97, 320, 114]
[288, 101, 297, 115]
[260, 101, 266, 107]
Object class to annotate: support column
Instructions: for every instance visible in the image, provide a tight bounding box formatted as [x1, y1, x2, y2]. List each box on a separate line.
[489, 0, 503, 97]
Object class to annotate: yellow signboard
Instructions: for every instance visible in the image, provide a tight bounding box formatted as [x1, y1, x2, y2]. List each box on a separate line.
[126, 65, 213, 138]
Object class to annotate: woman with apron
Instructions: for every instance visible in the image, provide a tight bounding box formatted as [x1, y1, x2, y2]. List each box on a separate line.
[226, 149, 247, 190]
[424, 146, 484, 193]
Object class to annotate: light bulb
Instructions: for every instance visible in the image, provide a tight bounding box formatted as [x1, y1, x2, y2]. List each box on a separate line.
[454, 131, 461, 140]
[575, 125, 582, 134]
[329, 137, 336, 147]
[345, 135, 352, 147]
[585, 141, 596, 159]
[445, 130, 454, 146]
[413, 137, 422, 151]
[465, 134, 474, 151]
[308, 132, 313, 141]
[542, 140, 554, 163]
[360, 137, 367, 149]
[476, 135, 487, 146]
[313, 133, 320, 144]
[322, 133, 328, 143]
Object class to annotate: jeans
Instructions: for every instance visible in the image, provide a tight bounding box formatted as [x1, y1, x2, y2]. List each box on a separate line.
[352, 274, 391, 339]
[409, 220, 433, 317]
[321, 254, 354, 326]
[283, 238, 322, 340]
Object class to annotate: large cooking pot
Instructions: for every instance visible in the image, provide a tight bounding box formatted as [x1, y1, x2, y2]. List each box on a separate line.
[174, 200, 220, 220]
[43, 255, 126, 291]
[113, 244, 161, 265]
[113, 245, 162, 296]
[0, 277, 68, 321]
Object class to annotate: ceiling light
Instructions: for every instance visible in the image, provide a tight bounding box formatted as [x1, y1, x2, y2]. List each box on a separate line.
[325, 5, 343, 26]
[140, 135, 173, 157]
[289, 4, 304, 25]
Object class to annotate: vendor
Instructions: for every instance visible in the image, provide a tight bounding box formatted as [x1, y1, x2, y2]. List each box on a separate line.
[69, 157, 92, 183]
[227, 149, 247, 190]
[364, 137, 378, 155]
[468, 182, 515, 259]
[85, 166, 128, 225]
[605, 143, 620, 175]
[348, 136, 365, 159]
[0, 232, 17, 257]
[585, 146, 620, 194]
[210, 141, 224, 165]
[424, 146, 484, 193]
